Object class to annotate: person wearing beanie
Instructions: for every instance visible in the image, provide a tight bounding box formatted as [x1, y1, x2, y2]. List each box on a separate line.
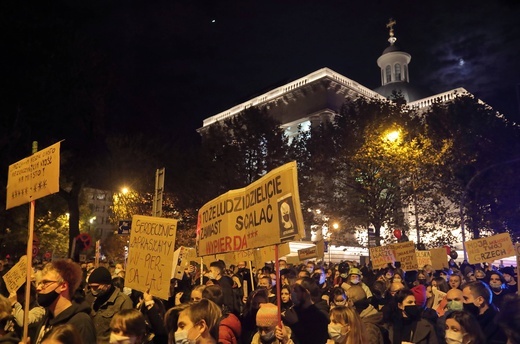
[499, 266, 517, 293]
[252, 303, 293, 344]
[88, 266, 133, 342]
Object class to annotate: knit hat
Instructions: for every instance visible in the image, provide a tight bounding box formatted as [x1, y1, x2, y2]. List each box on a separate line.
[256, 303, 279, 328]
[500, 266, 515, 277]
[411, 284, 427, 307]
[88, 267, 112, 285]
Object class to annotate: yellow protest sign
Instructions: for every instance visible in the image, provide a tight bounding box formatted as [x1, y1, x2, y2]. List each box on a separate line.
[126, 215, 178, 299]
[257, 243, 291, 263]
[429, 248, 448, 270]
[416, 251, 432, 269]
[392, 241, 418, 271]
[370, 246, 395, 269]
[6, 142, 60, 209]
[2, 256, 27, 293]
[196, 162, 304, 256]
[172, 247, 197, 280]
[464, 233, 515, 264]
[298, 245, 318, 261]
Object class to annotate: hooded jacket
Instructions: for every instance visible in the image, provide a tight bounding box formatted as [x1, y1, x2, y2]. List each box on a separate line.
[34, 301, 96, 344]
[219, 313, 242, 344]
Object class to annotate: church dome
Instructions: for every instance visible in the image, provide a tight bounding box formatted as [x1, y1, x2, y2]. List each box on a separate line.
[382, 44, 402, 54]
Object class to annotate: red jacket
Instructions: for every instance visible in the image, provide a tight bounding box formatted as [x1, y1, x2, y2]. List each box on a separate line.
[219, 313, 242, 344]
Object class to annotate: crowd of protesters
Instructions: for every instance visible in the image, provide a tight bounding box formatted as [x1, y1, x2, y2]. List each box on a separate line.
[0, 256, 518, 344]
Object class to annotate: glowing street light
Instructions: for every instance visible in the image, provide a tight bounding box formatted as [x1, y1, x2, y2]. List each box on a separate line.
[332, 223, 339, 230]
[384, 130, 400, 142]
[121, 187, 129, 195]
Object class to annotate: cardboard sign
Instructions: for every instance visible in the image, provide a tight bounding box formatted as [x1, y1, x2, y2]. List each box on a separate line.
[2, 256, 27, 293]
[172, 247, 197, 280]
[7, 142, 60, 209]
[298, 245, 318, 261]
[196, 162, 304, 256]
[370, 246, 395, 269]
[257, 243, 291, 263]
[416, 251, 432, 269]
[126, 215, 178, 299]
[464, 233, 515, 264]
[429, 248, 448, 270]
[392, 241, 418, 271]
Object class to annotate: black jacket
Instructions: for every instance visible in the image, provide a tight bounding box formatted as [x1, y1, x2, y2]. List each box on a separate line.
[34, 301, 96, 344]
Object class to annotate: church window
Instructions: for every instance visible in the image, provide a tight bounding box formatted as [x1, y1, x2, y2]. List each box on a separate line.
[385, 65, 392, 83]
[395, 64, 401, 81]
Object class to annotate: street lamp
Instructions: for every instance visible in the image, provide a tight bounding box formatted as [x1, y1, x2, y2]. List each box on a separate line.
[385, 130, 400, 143]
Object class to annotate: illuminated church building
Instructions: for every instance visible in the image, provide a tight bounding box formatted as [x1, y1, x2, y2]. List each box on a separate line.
[200, 21, 469, 139]
[198, 21, 476, 256]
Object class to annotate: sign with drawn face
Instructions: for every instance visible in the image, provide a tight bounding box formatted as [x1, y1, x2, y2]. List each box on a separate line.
[196, 162, 304, 256]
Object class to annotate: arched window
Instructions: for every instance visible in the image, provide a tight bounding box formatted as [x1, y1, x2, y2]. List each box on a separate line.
[395, 63, 401, 81]
[385, 65, 392, 83]
[404, 65, 408, 81]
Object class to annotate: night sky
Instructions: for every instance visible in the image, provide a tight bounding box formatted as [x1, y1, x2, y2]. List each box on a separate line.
[7, 0, 520, 143]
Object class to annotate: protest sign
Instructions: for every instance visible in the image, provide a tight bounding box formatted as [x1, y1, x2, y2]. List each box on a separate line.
[392, 241, 418, 271]
[416, 251, 432, 269]
[126, 215, 178, 299]
[196, 162, 304, 256]
[370, 246, 395, 269]
[172, 247, 197, 280]
[257, 243, 291, 263]
[2, 256, 27, 294]
[464, 233, 515, 264]
[6, 142, 60, 209]
[429, 248, 448, 270]
[298, 245, 318, 261]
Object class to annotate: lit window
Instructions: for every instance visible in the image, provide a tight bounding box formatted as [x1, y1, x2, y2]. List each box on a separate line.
[395, 64, 401, 81]
[385, 65, 392, 83]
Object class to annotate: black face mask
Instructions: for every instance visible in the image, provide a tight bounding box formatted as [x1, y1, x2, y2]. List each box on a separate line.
[404, 305, 422, 319]
[463, 302, 480, 316]
[37, 288, 60, 308]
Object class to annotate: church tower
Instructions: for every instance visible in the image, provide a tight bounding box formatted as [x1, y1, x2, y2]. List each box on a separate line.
[374, 19, 429, 102]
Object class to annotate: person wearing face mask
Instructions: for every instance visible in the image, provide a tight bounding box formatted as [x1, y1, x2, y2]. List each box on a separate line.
[327, 305, 367, 344]
[499, 267, 517, 293]
[345, 285, 385, 344]
[435, 288, 464, 340]
[329, 287, 348, 310]
[488, 271, 511, 309]
[282, 278, 328, 344]
[251, 303, 293, 344]
[175, 299, 221, 344]
[461, 281, 507, 344]
[340, 268, 372, 300]
[386, 289, 438, 344]
[108, 309, 147, 344]
[88, 266, 133, 343]
[33, 260, 96, 344]
[444, 311, 485, 344]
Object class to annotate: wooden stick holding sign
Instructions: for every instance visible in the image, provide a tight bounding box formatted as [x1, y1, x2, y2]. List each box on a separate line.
[275, 244, 281, 326]
[249, 260, 255, 292]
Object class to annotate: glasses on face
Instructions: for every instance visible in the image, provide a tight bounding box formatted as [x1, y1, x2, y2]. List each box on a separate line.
[37, 280, 61, 288]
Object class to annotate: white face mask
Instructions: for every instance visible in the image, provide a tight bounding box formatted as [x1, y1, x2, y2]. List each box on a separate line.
[109, 333, 137, 344]
[445, 329, 464, 344]
[175, 328, 201, 344]
[328, 324, 348, 343]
